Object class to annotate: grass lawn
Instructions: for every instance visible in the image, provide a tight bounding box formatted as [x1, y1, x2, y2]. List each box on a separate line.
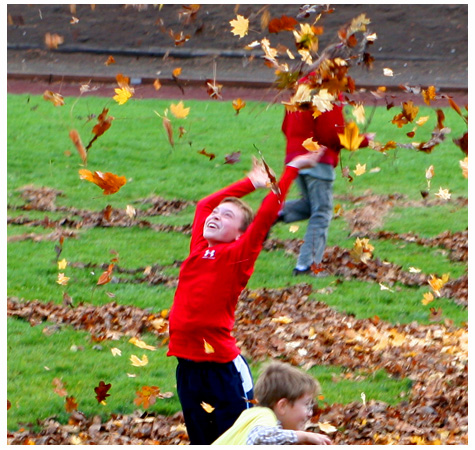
[7, 91, 468, 431]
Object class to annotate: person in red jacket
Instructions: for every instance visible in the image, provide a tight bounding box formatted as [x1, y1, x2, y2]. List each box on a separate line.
[167, 151, 322, 445]
[280, 77, 371, 276]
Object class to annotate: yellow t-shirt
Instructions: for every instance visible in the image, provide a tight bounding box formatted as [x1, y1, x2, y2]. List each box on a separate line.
[212, 407, 278, 445]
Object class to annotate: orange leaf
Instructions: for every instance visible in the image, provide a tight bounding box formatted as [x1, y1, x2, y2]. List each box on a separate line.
[268, 15, 298, 33]
[65, 396, 78, 413]
[97, 263, 114, 286]
[104, 55, 115, 66]
[232, 98, 246, 114]
[134, 386, 161, 409]
[94, 381, 111, 403]
[153, 79, 162, 91]
[172, 67, 182, 78]
[43, 90, 64, 107]
[69, 130, 87, 164]
[44, 32, 64, 49]
[198, 148, 216, 160]
[422, 85, 437, 105]
[338, 122, 365, 151]
[162, 116, 174, 147]
[79, 169, 126, 195]
[85, 108, 114, 150]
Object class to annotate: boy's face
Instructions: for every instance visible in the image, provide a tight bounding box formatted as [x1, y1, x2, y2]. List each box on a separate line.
[277, 392, 314, 431]
[203, 202, 245, 246]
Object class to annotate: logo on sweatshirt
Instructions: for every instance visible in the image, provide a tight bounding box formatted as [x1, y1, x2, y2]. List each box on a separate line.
[203, 249, 216, 259]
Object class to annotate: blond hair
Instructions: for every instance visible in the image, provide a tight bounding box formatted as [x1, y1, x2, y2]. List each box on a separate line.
[220, 197, 254, 231]
[254, 361, 321, 408]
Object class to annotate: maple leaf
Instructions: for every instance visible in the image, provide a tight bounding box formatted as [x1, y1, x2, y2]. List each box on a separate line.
[86, 108, 114, 150]
[422, 85, 437, 105]
[312, 89, 336, 113]
[170, 101, 190, 119]
[293, 23, 320, 52]
[422, 292, 435, 305]
[302, 137, 321, 152]
[268, 15, 298, 33]
[65, 396, 78, 413]
[134, 386, 161, 409]
[232, 98, 246, 114]
[113, 87, 133, 105]
[428, 273, 449, 296]
[229, 15, 249, 38]
[79, 169, 127, 195]
[57, 258, 68, 270]
[43, 90, 64, 107]
[130, 354, 149, 367]
[97, 263, 114, 286]
[56, 273, 70, 286]
[203, 339, 215, 354]
[352, 103, 366, 124]
[69, 129, 87, 164]
[434, 187, 451, 200]
[111, 347, 122, 357]
[129, 337, 156, 351]
[201, 401, 215, 413]
[224, 151, 241, 165]
[94, 381, 111, 403]
[338, 122, 365, 151]
[353, 163, 366, 176]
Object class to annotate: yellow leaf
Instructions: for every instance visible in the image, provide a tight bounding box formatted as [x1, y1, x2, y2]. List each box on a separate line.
[58, 258, 68, 270]
[338, 122, 365, 151]
[422, 292, 435, 305]
[203, 339, 215, 354]
[302, 137, 321, 152]
[172, 67, 182, 78]
[170, 101, 190, 119]
[416, 115, 429, 126]
[434, 187, 451, 200]
[318, 422, 338, 433]
[425, 165, 435, 180]
[130, 354, 149, 367]
[111, 347, 122, 357]
[201, 401, 215, 413]
[428, 274, 449, 296]
[229, 15, 249, 38]
[383, 67, 394, 77]
[289, 225, 299, 233]
[271, 316, 293, 324]
[113, 87, 133, 105]
[43, 90, 65, 106]
[232, 98, 246, 114]
[460, 157, 468, 178]
[56, 273, 70, 286]
[153, 79, 162, 91]
[352, 103, 366, 124]
[129, 337, 156, 351]
[353, 163, 366, 176]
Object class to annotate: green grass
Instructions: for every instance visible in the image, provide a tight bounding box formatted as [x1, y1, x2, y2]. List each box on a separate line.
[7, 92, 468, 430]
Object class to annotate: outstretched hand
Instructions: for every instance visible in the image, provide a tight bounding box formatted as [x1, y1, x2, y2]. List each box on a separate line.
[248, 156, 271, 189]
[287, 148, 326, 170]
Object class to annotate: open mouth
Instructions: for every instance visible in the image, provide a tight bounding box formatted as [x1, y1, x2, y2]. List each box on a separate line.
[206, 222, 219, 229]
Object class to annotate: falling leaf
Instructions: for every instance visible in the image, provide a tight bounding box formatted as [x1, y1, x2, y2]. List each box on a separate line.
[168, 29, 191, 46]
[293, 23, 320, 52]
[104, 55, 115, 66]
[422, 85, 437, 105]
[53, 378, 68, 397]
[352, 104, 366, 124]
[232, 98, 246, 114]
[318, 422, 338, 433]
[172, 67, 182, 78]
[203, 339, 215, 354]
[56, 273, 70, 286]
[353, 163, 366, 176]
[130, 354, 149, 367]
[429, 307, 443, 322]
[153, 79, 162, 91]
[170, 101, 190, 119]
[69, 129, 87, 164]
[111, 347, 122, 357]
[86, 108, 114, 150]
[97, 263, 114, 286]
[460, 157, 468, 178]
[434, 187, 451, 200]
[428, 273, 449, 296]
[43, 90, 65, 106]
[57, 259, 68, 270]
[201, 401, 215, 413]
[268, 15, 298, 33]
[334, 204, 343, 217]
[134, 386, 161, 409]
[383, 67, 394, 77]
[70, 16, 79, 25]
[198, 148, 216, 160]
[94, 381, 111, 403]
[224, 151, 241, 165]
[44, 32, 64, 49]
[79, 169, 127, 195]
[206, 79, 223, 99]
[338, 122, 365, 151]
[302, 137, 321, 152]
[422, 292, 435, 305]
[65, 396, 78, 413]
[289, 225, 299, 233]
[129, 337, 156, 351]
[229, 15, 249, 38]
[113, 87, 133, 105]
[157, 111, 174, 148]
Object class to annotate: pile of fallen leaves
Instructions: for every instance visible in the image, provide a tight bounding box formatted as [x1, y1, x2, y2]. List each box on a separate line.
[7, 282, 467, 444]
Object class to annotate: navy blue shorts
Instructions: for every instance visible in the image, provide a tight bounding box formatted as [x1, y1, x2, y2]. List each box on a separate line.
[176, 355, 254, 445]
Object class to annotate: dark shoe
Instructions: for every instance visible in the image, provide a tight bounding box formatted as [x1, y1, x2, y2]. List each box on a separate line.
[292, 267, 329, 277]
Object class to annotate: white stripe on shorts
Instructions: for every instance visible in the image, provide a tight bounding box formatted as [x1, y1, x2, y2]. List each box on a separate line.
[232, 354, 253, 405]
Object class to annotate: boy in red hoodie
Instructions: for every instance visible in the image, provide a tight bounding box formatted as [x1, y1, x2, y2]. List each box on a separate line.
[167, 151, 322, 444]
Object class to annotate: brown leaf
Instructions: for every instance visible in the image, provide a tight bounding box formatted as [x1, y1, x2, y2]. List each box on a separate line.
[69, 130, 88, 164]
[94, 381, 111, 403]
[65, 396, 78, 413]
[97, 264, 114, 286]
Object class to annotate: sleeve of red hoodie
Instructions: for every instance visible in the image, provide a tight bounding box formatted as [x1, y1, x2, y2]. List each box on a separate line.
[189, 177, 256, 250]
